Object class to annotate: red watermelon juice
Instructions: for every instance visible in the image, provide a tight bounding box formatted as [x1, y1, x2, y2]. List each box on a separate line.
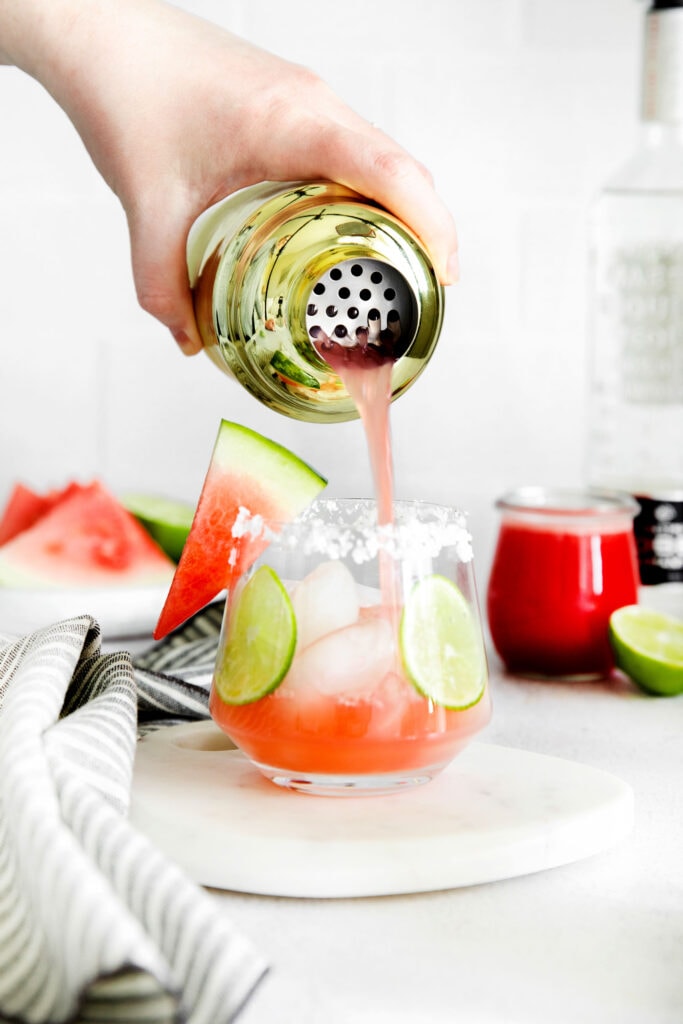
[487, 489, 640, 679]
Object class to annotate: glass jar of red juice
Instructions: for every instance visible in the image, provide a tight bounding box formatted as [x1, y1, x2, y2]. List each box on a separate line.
[486, 488, 640, 679]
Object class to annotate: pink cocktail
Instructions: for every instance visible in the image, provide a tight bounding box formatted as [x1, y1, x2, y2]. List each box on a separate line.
[211, 287, 490, 793]
[210, 499, 490, 794]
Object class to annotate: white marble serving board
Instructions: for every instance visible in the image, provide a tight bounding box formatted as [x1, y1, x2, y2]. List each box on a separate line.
[130, 721, 633, 899]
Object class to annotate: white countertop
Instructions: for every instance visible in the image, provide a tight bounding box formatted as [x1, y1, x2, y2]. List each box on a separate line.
[219, 654, 683, 1024]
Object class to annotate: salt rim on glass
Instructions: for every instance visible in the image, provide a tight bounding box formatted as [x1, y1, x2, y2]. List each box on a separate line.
[230, 498, 474, 566]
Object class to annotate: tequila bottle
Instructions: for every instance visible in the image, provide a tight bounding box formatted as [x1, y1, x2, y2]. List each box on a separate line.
[587, 0, 683, 616]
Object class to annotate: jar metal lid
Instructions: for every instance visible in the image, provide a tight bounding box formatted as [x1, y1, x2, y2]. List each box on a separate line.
[495, 486, 640, 518]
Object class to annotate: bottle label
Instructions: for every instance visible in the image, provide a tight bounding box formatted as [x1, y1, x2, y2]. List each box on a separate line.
[609, 243, 683, 404]
[633, 494, 683, 585]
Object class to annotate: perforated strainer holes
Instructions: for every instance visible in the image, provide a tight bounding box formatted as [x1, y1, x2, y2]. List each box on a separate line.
[305, 258, 416, 362]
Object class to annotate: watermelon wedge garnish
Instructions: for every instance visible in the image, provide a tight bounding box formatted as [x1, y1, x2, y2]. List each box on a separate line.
[153, 421, 327, 640]
[0, 480, 175, 588]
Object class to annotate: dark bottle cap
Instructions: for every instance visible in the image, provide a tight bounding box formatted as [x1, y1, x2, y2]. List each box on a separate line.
[650, 1, 683, 9]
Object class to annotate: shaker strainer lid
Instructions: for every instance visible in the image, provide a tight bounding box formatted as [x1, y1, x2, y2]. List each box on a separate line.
[305, 257, 417, 360]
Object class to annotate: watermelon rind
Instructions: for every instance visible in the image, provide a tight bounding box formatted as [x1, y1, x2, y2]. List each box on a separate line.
[153, 420, 327, 639]
[122, 493, 195, 563]
[210, 421, 327, 515]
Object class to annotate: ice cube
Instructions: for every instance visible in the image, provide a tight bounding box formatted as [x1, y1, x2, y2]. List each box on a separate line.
[285, 615, 395, 698]
[292, 559, 359, 650]
[367, 670, 424, 738]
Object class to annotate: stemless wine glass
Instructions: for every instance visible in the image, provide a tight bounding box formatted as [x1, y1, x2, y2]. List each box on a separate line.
[209, 499, 491, 795]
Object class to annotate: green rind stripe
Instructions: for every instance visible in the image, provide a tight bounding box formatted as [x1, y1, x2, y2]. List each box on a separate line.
[213, 421, 327, 505]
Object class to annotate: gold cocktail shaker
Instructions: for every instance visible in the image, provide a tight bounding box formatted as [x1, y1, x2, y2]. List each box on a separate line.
[188, 181, 445, 422]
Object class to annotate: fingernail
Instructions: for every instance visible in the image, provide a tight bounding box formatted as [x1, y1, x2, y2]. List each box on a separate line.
[173, 329, 201, 355]
[446, 250, 460, 284]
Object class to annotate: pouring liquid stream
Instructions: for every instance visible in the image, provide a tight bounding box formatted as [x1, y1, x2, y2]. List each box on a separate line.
[313, 322, 400, 613]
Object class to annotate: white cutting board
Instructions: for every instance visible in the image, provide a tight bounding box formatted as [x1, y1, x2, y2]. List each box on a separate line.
[130, 721, 633, 899]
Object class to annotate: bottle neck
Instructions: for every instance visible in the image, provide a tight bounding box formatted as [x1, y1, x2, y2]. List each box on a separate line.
[641, 7, 683, 125]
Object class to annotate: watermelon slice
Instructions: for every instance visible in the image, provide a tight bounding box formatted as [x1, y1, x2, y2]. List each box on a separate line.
[0, 481, 80, 546]
[0, 480, 175, 588]
[153, 420, 327, 640]
[0, 483, 46, 546]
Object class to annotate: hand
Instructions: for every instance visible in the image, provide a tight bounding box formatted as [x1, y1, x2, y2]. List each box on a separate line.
[1, 0, 458, 355]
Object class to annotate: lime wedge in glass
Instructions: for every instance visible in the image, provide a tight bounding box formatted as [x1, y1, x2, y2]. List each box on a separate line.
[122, 493, 195, 562]
[400, 574, 486, 709]
[609, 605, 683, 696]
[214, 565, 296, 705]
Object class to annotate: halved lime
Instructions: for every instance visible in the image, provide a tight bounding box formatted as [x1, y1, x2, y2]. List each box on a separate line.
[399, 574, 486, 709]
[122, 493, 195, 562]
[609, 605, 683, 696]
[214, 565, 296, 705]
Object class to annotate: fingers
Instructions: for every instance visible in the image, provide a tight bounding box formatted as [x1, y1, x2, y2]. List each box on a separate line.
[229, 61, 458, 284]
[126, 195, 203, 356]
[343, 136, 459, 285]
[275, 116, 459, 285]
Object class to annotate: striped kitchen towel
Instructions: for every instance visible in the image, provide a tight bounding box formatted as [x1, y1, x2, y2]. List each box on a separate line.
[0, 612, 267, 1024]
[132, 602, 224, 731]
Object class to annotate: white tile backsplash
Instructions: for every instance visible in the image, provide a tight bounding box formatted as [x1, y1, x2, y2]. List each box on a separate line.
[520, 0, 641, 51]
[0, 0, 646, 581]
